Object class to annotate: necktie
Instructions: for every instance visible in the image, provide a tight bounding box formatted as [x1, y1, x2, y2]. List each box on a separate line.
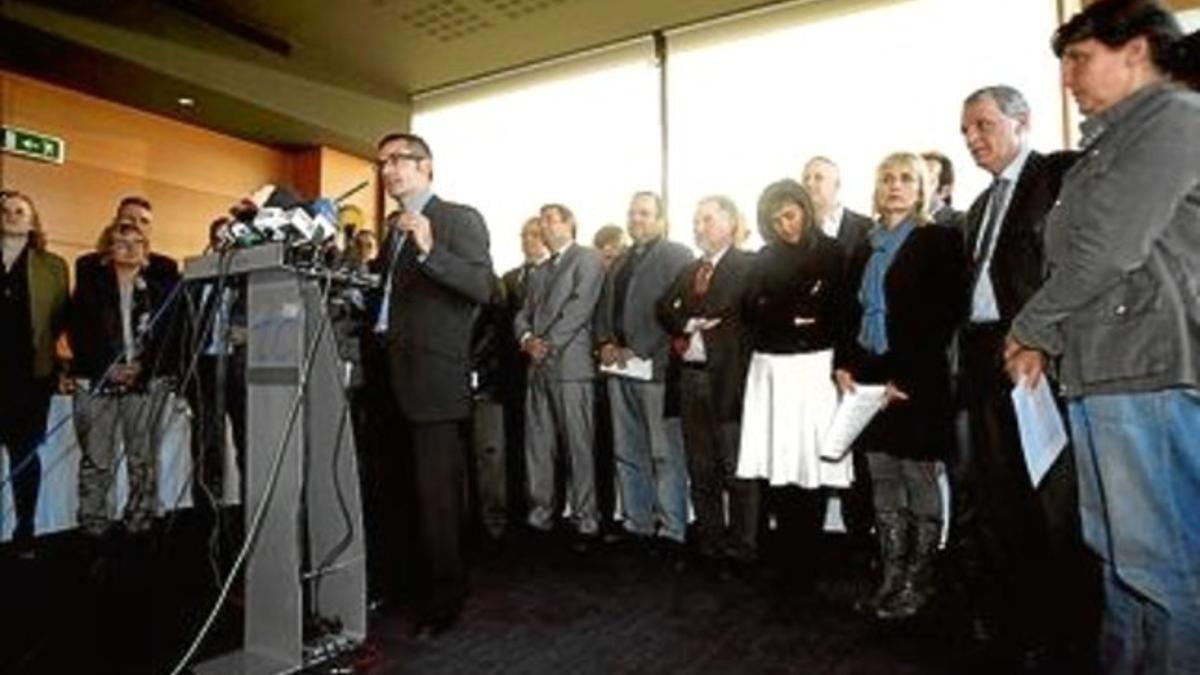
[692, 260, 715, 299]
[974, 178, 1011, 264]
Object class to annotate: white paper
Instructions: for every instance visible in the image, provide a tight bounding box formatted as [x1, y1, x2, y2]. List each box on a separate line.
[1011, 374, 1069, 488]
[599, 356, 653, 381]
[821, 384, 888, 460]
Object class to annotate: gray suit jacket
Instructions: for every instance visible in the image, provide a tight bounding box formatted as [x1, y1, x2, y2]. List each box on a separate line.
[595, 238, 694, 380]
[514, 243, 605, 382]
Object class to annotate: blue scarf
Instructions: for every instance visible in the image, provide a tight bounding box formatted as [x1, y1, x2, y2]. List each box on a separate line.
[857, 220, 915, 354]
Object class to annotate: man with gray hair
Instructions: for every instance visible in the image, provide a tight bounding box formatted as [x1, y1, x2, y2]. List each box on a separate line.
[954, 83, 1089, 670]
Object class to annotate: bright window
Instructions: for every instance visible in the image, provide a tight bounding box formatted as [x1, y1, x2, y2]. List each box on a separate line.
[413, 41, 660, 274]
[665, 0, 1064, 247]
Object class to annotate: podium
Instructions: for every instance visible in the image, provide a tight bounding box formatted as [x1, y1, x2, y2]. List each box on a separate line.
[183, 244, 367, 675]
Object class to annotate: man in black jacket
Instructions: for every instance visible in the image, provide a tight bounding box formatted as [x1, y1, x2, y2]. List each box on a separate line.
[657, 196, 757, 563]
[955, 84, 1089, 669]
[373, 132, 492, 637]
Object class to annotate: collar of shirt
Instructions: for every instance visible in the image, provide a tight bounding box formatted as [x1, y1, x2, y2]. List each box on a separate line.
[550, 240, 574, 262]
[997, 144, 1032, 184]
[1079, 81, 1171, 148]
[703, 245, 730, 269]
[401, 187, 434, 215]
[820, 204, 845, 239]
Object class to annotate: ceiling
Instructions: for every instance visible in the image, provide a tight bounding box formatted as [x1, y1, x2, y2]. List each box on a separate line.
[0, 0, 780, 156]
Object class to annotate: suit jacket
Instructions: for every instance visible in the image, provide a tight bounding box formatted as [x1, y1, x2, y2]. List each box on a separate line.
[837, 225, 968, 460]
[837, 208, 873, 258]
[514, 243, 604, 382]
[68, 263, 178, 389]
[595, 238, 693, 380]
[28, 248, 70, 380]
[657, 247, 755, 422]
[377, 194, 492, 423]
[963, 150, 1076, 329]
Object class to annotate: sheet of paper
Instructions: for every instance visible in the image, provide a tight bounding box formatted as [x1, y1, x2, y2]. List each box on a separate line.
[1011, 374, 1069, 488]
[821, 384, 887, 460]
[599, 356, 653, 381]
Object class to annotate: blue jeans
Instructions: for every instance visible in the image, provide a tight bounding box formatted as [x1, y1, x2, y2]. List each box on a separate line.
[608, 378, 688, 542]
[1068, 388, 1200, 675]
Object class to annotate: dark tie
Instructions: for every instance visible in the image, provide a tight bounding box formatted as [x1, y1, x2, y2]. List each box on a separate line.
[974, 178, 1011, 265]
[692, 260, 715, 299]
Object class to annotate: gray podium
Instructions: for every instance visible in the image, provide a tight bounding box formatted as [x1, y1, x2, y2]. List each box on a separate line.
[184, 244, 367, 675]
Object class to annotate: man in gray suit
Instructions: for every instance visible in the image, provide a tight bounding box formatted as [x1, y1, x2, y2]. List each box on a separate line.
[596, 192, 694, 547]
[515, 203, 605, 540]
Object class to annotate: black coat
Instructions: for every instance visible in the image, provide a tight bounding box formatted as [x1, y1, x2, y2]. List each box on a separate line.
[657, 247, 756, 423]
[836, 224, 968, 460]
[69, 262, 181, 389]
[962, 151, 1077, 329]
[745, 234, 848, 356]
[375, 195, 493, 423]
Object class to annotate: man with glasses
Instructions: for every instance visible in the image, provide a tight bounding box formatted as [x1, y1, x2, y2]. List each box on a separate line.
[372, 132, 492, 638]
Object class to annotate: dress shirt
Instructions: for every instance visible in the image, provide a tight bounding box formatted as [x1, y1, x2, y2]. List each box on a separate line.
[971, 146, 1031, 323]
[375, 188, 434, 334]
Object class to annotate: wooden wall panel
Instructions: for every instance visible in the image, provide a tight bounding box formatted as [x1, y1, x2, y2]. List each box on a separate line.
[1, 70, 294, 276]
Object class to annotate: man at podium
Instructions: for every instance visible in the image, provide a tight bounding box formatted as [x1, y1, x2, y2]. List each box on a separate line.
[372, 132, 493, 638]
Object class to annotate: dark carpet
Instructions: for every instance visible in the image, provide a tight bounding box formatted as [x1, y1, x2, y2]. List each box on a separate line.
[0, 515, 1046, 675]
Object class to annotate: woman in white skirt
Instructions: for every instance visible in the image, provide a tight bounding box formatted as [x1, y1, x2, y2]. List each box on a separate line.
[738, 178, 850, 586]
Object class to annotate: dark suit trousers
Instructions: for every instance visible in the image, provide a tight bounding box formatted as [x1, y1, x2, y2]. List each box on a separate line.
[410, 420, 469, 618]
[680, 367, 759, 559]
[957, 323, 1095, 649]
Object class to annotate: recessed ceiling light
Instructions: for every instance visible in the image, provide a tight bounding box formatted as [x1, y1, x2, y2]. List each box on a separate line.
[177, 97, 195, 108]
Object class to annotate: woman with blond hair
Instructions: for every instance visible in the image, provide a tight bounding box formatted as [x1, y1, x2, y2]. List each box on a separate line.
[0, 191, 69, 557]
[835, 152, 966, 619]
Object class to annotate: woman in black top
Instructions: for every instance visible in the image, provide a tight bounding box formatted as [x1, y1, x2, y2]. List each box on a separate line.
[737, 179, 848, 586]
[835, 152, 967, 620]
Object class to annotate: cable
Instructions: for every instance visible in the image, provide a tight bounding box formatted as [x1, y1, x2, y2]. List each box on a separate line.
[167, 275, 335, 675]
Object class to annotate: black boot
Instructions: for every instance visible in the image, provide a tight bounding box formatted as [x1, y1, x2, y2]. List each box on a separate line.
[856, 510, 907, 614]
[877, 514, 940, 620]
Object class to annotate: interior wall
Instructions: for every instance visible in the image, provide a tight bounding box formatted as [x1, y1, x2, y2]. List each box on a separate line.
[0, 69, 294, 274]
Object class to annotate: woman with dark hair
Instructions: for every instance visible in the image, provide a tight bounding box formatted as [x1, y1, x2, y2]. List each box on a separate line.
[1169, 29, 1200, 90]
[736, 179, 849, 583]
[836, 152, 966, 620]
[0, 191, 69, 557]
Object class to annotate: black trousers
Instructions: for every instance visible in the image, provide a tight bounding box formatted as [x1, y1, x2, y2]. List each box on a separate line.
[188, 351, 247, 507]
[955, 323, 1096, 650]
[679, 367, 758, 558]
[0, 378, 52, 541]
[409, 419, 469, 619]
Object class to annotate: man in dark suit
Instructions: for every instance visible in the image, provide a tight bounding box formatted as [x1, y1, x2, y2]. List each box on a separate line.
[595, 192, 693, 548]
[75, 196, 179, 288]
[657, 196, 757, 562]
[373, 132, 492, 636]
[801, 156, 872, 255]
[955, 85, 1088, 669]
[514, 204, 605, 542]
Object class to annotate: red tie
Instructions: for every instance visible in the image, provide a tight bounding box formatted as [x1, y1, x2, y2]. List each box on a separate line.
[692, 260, 714, 299]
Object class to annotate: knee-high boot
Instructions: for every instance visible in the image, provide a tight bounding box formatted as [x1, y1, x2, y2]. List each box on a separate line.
[877, 514, 940, 620]
[856, 509, 907, 614]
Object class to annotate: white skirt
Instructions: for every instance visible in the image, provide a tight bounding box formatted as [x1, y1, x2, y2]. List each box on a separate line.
[736, 350, 853, 488]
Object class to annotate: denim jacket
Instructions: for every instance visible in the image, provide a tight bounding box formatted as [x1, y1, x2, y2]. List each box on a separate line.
[1011, 83, 1200, 398]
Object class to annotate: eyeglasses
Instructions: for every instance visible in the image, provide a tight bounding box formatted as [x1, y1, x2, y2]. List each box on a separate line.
[376, 152, 426, 169]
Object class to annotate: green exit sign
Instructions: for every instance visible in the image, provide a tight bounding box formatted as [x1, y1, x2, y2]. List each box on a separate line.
[2, 126, 66, 164]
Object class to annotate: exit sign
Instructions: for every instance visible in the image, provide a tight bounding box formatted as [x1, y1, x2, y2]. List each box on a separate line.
[2, 126, 66, 164]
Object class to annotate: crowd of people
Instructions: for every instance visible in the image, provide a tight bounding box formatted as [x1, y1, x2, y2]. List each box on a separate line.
[2, 1, 1197, 673]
